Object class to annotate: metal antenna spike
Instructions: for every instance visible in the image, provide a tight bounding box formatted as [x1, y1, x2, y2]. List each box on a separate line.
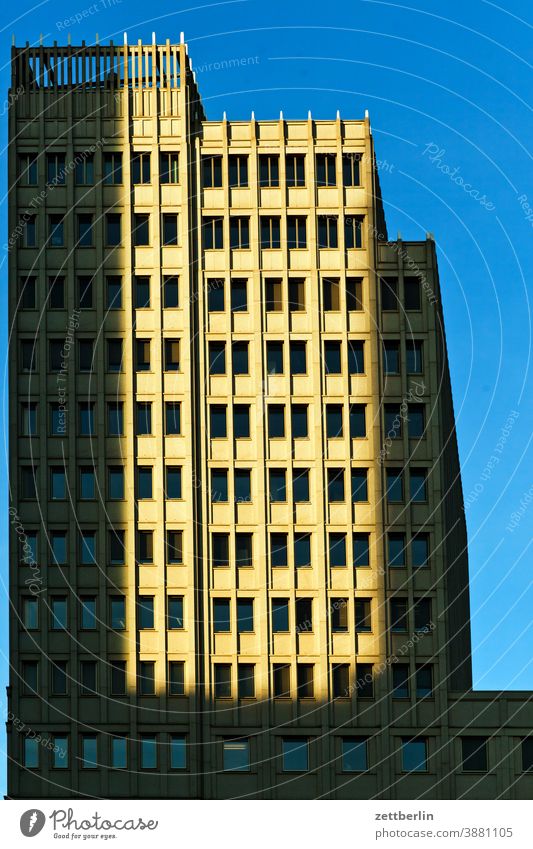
[124, 32, 128, 45]
[180, 32, 185, 45]
[152, 32, 156, 45]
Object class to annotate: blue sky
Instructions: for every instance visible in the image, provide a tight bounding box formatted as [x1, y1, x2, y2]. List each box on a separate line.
[0, 0, 531, 796]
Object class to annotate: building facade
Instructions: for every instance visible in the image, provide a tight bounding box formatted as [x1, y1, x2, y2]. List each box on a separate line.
[7, 39, 533, 800]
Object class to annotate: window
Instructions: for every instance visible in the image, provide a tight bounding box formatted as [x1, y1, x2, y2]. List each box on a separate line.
[230, 217, 250, 250]
[50, 531, 67, 565]
[348, 340, 365, 374]
[164, 339, 180, 371]
[213, 599, 231, 633]
[137, 531, 154, 563]
[49, 403, 65, 436]
[81, 736, 97, 769]
[110, 661, 127, 695]
[345, 216, 363, 248]
[462, 737, 488, 772]
[268, 405, 285, 438]
[414, 598, 431, 632]
[133, 213, 150, 246]
[107, 402, 123, 436]
[402, 738, 428, 772]
[22, 660, 38, 693]
[266, 278, 282, 312]
[323, 277, 340, 311]
[286, 154, 305, 187]
[296, 598, 313, 633]
[160, 151, 179, 183]
[167, 596, 184, 630]
[77, 213, 93, 247]
[260, 216, 281, 249]
[103, 152, 122, 184]
[169, 661, 185, 696]
[238, 665, 255, 698]
[105, 214, 121, 246]
[211, 469, 228, 502]
[135, 339, 151, 371]
[132, 151, 151, 184]
[229, 154, 248, 187]
[236, 533, 253, 567]
[20, 466, 37, 500]
[230, 280, 249, 316]
[381, 277, 398, 310]
[22, 596, 38, 629]
[53, 737, 69, 769]
[297, 664, 314, 698]
[273, 664, 290, 697]
[318, 215, 338, 248]
[108, 466, 124, 500]
[287, 216, 307, 249]
[203, 217, 224, 249]
[316, 153, 336, 186]
[412, 533, 429, 567]
[288, 278, 306, 312]
[51, 661, 68, 695]
[209, 341, 226, 374]
[266, 341, 283, 374]
[356, 663, 374, 698]
[165, 466, 182, 499]
[329, 533, 346, 568]
[326, 405, 343, 438]
[109, 529, 125, 565]
[21, 402, 37, 437]
[354, 599, 371, 632]
[48, 214, 64, 247]
[269, 469, 286, 502]
[294, 533, 311, 568]
[78, 401, 95, 436]
[237, 599, 254, 634]
[137, 467, 153, 499]
[324, 341, 341, 374]
[170, 736, 187, 770]
[343, 152, 362, 186]
[47, 152, 66, 184]
[20, 340, 37, 373]
[390, 598, 408, 633]
[110, 596, 126, 630]
[106, 276, 122, 309]
[51, 597, 67, 630]
[521, 738, 533, 772]
[272, 599, 289, 632]
[107, 338, 123, 372]
[352, 465, 368, 500]
[49, 339, 63, 372]
[331, 598, 348, 632]
[271, 533, 288, 568]
[48, 275, 65, 309]
[383, 341, 400, 374]
[79, 530, 96, 564]
[406, 340, 423, 374]
[290, 341, 306, 374]
[408, 404, 425, 438]
[235, 470, 251, 503]
[353, 533, 370, 568]
[347, 277, 363, 311]
[136, 402, 152, 436]
[78, 339, 94, 373]
[162, 213, 178, 246]
[140, 735, 157, 768]
[167, 530, 183, 564]
[18, 152, 38, 185]
[77, 275, 93, 309]
[392, 664, 410, 699]
[138, 596, 154, 630]
[80, 597, 97, 630]
[165, 401, 181, 435]
[20, 275, 37, 309]
[111, 737, 128, 769]
[410, 468, 428, 502]
[384, 404, 402, 439]
[416, 664, 433, 698]
[208, 278, 224, 311]
[282, 738, 308, 772]
[291, 404, 308, 438]
[332, 664, 350, 698]
[50, 466, 66, 500]
[210, 405, 227, 439]
[388, 533, 406, 567]
[134, 276, 150, 309]
[232, 342, 249, 374]
[163, 275, 179, 308]
[342, 737, 368, 772]
[214, 664, 231, 698]
[386, 469, 403, 502]
[202, 155, 222, 188]
[349, 404, 366, 438]
[328, 468, 345, 502]
[259, 154, 279, 187]
[405, 276, 421, 310]
[212, 533, 229, 568]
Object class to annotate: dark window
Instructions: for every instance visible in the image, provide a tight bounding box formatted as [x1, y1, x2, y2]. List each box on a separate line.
[110, 661, 127, 695]
[282, 738, 309, 772]
[166, 467, 182, 499]
[210, 405, 227, 438]
[21, 340, 37, 372]
[169, 661, 185, 695]
[47, 152, 66, 184]
[167, 596, 184, 630]
[324, 341, 341, 374]
[18, 152, 38, 185]
[353, 533, 370, 567]
[350, 404, 366, 438]
[48, 214, 64, 247]
[138, 596, 154, 629]
[51, 660, 68, 695]
[293, 468, 309, 502]
[405, 276, 421, 310]
[331, 598, 348, 632]
[329, 533, 346, 567]
[78, 276, 93, 309]
[266, 278, 283, 311]
[323, 277, 340, 311]
[414, 598, 431, 632]
[48, 276, 65, 309]
[356, 663, 374, 698]
[138, 467, 153, 499]
[228, 154, 248, 187]
[108, 466, 124, 500]
[236, 533, 253, 567]
[383, 341, 400, 374]
[388, 533, 406, 567]
[328, 468, 345, 502]
[316, 153, 336, 187]
[214, 664, 231, 698]
[80, 661, 97, 695]
[290, 341, 306, 374]
[77, 214, 93, 247]
[406, 340, 423, 374]
[268, 405, 285, 438]
[79, 401, 95, 435]
[231, 278, 248, 311]
[408, 404, 425, 438]
[21, 466, 38, 499]
[135, 339, 150, 372]
[165, 401, 181, 435]
[50, 466, 66, 500]
[163, 275, 179, 308]
[162, 213, 178, 246]
[381, 277, 399, 310]
[160, 151, 179, 184]
[294, 533, 311, 568]
[51, 597, 67, 629]
[390, 598, 408, 632]
[287, 216, 307, 249]
[326, 404, 343, 438]
[78, 339, 94, 372]
[410, 468, 428, 502]
[317, 215, 338, 248]
[412, 534, 429, 567]
[106, 276, 122, 309]
[286, 154, 305, 187]
[108, 529, 125, 565]
[271, 533, 288, 568]
[237, 599, 254, 633]
[103, 152, 122, 184]
[416, 665, 433, 698]
[164, 339, 180, 371]
[211, 469, 228, 502]
[107, 338, 123, 372]
[233, 404, 250, 438]
[333, 664, 350, 698]
[110, 596, 126, 630]
[238, 665, 255, 698]
[392, 664, 410, 699]
[230, 217, 250, 250]
[342, 737, 368, 772]
[134, 276, 150, 308]
[288, 278, 306, 311]
[351, 469, 368, 502]
[348, 340, 364, 374]
[214, 599, 231, 633]
[269, 469, 286, 502]
[386, 469, 403, 502]
[462, 737, 488, 772]
[138, 661, 155, 695]
[259, 154, 279, 187]
[346, 277, 363, 311]
[235, 466, 251, 500]
[133, 213, 150, 246]
[207, 278, 224, 311]
[297, 664, 314, 698]
[212, 533, 229, 568]
[345, 216, 363, 248]
[272, 599, 289, 632]
[49, 340, 63, 372]
[167, 530, 183, 564]
[273, 664, 291, 697]
[384, 404, 402, 439]
[107, 402, 124, 436]
[521, 738, 533, 772]
[80, 596, 97, 630]
[105, 213, 121, 245]
[260, 216, 281, 249]
[343, 152, 362, 186]
[209, 341, 226, 374]
[138, 531, 153, 564]
[20, 276, 37, 309]
[132, 152, 151, 184]
[266, 341, 283, 374]
[80, 468, 95, 501]
[354, 599, 371, 632]
[21, 402, 38, 437]
[291, 404, 308, 438]
[203, 217, 224, 249]
[232, 342, 249, 374]
[202, 155, 223, 188]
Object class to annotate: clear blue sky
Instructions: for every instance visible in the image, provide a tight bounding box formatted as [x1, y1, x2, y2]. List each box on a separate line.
[0, 0, 531, 796]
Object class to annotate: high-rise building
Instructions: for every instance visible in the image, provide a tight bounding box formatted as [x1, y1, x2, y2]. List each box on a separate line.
[8, 38, 532, 800]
